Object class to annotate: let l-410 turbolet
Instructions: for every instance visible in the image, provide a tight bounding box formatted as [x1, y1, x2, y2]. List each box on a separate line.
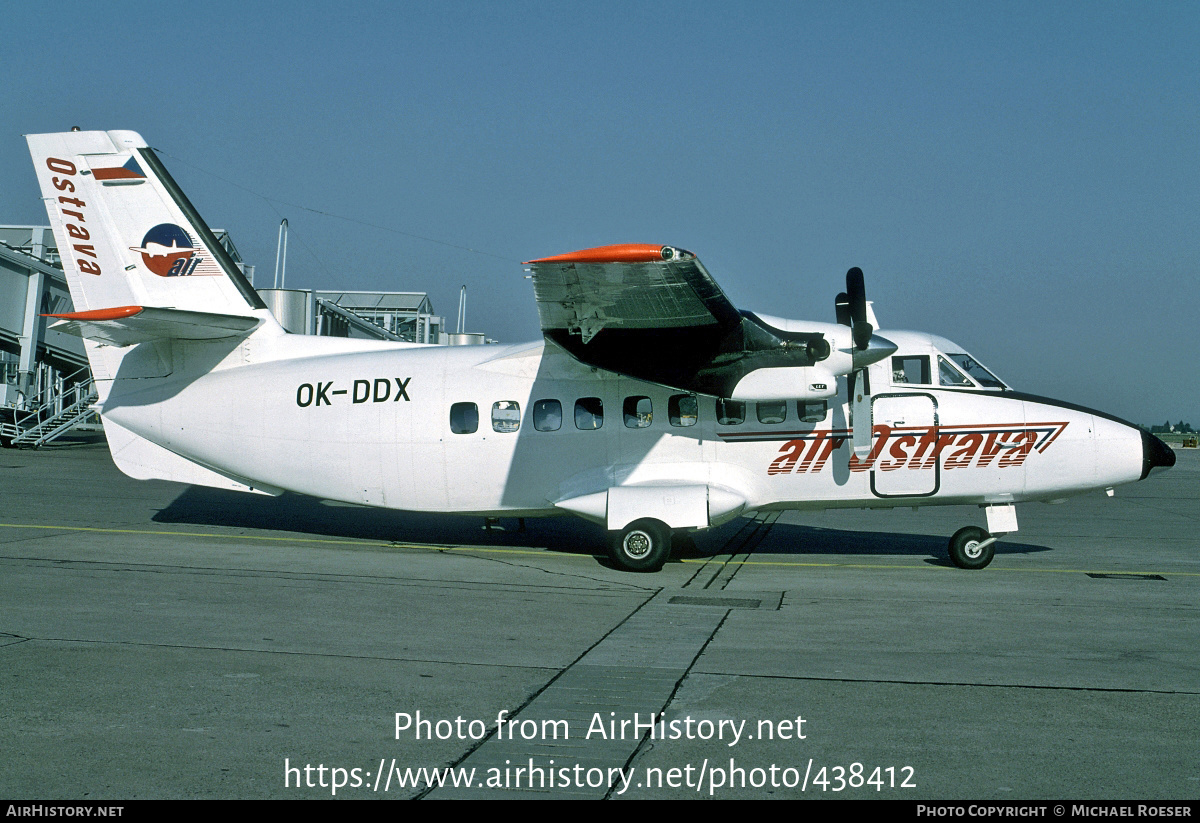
[26, 129, 1175, 571]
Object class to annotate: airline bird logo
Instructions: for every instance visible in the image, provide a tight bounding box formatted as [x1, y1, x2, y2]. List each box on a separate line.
[130, 224, 196, 276]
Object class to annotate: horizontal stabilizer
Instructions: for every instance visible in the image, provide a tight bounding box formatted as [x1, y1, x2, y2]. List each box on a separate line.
[45, 305, 260, 347]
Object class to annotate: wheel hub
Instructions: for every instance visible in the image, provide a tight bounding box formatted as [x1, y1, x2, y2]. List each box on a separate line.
[964, 540, 983, 560]
[623, 530, 652, 560]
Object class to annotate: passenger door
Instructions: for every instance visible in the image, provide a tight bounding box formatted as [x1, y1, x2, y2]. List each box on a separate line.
[871, 393, 939, 497]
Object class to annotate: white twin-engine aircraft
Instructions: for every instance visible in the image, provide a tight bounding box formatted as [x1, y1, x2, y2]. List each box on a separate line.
[28, 130, 1175, 572]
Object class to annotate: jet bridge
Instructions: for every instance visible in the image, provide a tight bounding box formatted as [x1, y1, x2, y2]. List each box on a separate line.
[257, 288, 447, 343]
[0, 227, 94, 446]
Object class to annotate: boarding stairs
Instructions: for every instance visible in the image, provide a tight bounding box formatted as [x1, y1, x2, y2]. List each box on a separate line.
[0, 366, 98, 448]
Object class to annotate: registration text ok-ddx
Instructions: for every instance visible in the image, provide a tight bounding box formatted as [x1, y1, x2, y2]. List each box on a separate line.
[296, 378, 412, 407]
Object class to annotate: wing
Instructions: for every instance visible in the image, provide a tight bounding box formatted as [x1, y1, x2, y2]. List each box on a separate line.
[525, 244, 831, 398]
[526, 244, 742, 344]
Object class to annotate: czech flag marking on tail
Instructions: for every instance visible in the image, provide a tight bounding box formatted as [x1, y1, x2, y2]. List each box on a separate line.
[89, 156, 147, 182]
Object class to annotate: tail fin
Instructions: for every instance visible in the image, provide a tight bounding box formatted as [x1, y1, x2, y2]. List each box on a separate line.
[26, 129, 268, 319]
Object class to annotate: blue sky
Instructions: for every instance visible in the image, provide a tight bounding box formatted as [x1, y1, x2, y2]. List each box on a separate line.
[1, 1, 1196, 424]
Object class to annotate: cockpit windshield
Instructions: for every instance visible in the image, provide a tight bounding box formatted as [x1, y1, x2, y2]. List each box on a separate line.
[947, 353, 1006, 389]
[937, 356, 973, 387]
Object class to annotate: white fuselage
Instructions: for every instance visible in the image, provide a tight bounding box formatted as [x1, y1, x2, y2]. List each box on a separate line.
[96, 328, 1146, 523]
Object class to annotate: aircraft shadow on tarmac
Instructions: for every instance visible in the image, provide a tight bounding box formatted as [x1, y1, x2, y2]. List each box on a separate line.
[153, 487, 609, 556]
[751, 522, 1051, 567]
[153, 487, 1052, 567]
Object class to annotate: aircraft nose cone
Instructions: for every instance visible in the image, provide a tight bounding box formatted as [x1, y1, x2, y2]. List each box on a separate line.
[1141, 430, 1176, 479]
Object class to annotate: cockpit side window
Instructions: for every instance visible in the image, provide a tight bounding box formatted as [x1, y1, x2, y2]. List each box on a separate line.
[892, 355, 930, 385]
[937, 356, 973, 387]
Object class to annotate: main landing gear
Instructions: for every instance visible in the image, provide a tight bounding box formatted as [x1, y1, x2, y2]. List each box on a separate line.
[947, 526, 997, 570]
[607, 518, 673, 573]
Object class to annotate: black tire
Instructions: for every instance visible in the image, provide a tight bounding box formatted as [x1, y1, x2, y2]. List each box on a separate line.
[608, 518, 672, 572]
[948, 526, 994, 570]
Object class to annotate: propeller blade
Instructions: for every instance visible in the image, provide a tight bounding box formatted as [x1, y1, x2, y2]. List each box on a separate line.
[850, 367, 873, 458]
[835, 292, 851, 327]
[846, 267, 873, 350]
[846, 267, 865, 315]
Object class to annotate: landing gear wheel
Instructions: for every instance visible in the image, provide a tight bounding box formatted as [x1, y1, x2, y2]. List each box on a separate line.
[948, 526, 994, 570]
[608, 518, 672, 572]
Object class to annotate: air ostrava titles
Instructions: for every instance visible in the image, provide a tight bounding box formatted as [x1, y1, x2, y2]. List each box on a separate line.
[767, 422, 1069, 476]
[43, 158, 101, 276]
[395, 711, 807, 746]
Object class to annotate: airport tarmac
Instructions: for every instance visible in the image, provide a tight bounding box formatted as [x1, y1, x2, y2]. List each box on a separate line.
[1, 436, 1196, 800]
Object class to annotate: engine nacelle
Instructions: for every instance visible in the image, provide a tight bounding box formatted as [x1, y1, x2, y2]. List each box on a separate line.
[730, 366, 840, 401]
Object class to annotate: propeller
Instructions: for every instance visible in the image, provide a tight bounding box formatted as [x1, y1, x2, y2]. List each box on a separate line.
[834, 267, 888, 458]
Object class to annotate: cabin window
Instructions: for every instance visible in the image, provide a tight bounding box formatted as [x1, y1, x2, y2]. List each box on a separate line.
[937, 356, 973, 387]
[716, 398, 745, 426]
[623, 396, 653, 428]
[492, 400, 521, 432]
[533, 399, 562, 432]
[757, 401, 787, 424]
[797, 400, 827, 423]
[892, 355, 931, 385]
[449, 402, 478, 434]
[574, 397, 604, 430]
[669, 394, 698, 427]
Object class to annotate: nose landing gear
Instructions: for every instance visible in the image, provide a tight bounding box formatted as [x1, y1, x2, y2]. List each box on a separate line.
[948, 526, 996, 569]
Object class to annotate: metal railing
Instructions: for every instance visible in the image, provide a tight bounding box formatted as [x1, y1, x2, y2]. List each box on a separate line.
[1, 365, 98, 448]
